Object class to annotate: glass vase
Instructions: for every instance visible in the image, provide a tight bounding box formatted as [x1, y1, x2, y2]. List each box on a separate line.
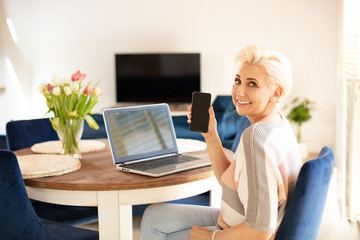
[56, 118, 84, 159]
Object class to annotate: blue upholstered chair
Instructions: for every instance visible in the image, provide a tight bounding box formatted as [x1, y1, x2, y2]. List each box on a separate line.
[6, 118, 58, 152]
[230, 115, 251, 152]
[5, 115, 105, 225]
[275, 146, 335, 240]
[82, 114, 107, 139]
[0, 149, 99, 240]
[0, 134, 8, 149]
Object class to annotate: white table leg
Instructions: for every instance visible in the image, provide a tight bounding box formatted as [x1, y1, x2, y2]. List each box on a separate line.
[119, 205, 133, 239]
[97, 191, 133, 240]
[98, 191, 120, 240]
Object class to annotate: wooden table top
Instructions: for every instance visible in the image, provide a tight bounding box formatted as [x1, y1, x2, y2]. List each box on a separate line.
[15, 139, 234, 192]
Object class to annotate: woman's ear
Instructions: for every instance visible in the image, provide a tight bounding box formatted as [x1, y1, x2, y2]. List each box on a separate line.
[272, 86, 282, 102]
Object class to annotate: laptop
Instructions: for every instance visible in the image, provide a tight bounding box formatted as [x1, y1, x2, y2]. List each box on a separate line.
[103, 103, 211, 177]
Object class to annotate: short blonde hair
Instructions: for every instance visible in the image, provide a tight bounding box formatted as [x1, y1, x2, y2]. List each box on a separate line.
[234, 45, 293, 101]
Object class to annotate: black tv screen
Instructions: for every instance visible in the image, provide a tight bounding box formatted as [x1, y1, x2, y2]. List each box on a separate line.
[115, 53, 200, 103]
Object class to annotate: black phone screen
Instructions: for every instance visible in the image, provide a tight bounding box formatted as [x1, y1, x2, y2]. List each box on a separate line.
[190, 92, 211, 133]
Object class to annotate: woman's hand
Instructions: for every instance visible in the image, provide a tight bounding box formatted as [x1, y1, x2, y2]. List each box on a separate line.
[188, 105, 227, 184]
[190, 226, 213, 240]
[187, 105, 218, 139]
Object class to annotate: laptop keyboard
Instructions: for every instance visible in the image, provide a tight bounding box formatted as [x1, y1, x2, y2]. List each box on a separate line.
[127, 155, 200, 171]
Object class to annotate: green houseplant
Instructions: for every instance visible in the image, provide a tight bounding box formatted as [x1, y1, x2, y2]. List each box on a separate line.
[284, 97, 315, 159]
[284, 97, 315, 142]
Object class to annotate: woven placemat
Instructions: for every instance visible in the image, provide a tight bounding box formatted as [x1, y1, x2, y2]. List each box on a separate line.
[176, 138, 207, 153]
[17, 154, 81, 179]
[31, 140, 106, 154]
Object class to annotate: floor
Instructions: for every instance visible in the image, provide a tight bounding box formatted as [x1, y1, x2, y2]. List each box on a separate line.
[80, 170, 360, 240]
[316, 171, 360, 240]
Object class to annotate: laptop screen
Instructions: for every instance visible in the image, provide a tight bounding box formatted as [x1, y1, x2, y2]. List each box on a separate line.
[103, 104, 179, 165]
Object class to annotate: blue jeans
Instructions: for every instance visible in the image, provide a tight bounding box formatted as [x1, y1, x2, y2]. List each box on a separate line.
[140, 203, 220, 240]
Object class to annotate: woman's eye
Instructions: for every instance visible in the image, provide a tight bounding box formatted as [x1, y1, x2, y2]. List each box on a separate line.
[249, 81, 257, 87]
[234, 79, 241, 85]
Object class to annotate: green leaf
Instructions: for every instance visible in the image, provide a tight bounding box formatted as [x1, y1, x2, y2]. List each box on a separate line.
[285, 97, 315, 125]
[49, 117, 60, 131]
[76, 94, 89, 117]
[85, 114, 99, 130]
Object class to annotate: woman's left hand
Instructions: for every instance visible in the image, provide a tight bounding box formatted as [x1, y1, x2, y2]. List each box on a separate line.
[190, 226, 213, 240]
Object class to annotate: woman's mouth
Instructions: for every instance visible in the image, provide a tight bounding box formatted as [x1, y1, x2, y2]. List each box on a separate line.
[237, 100, 251, 105]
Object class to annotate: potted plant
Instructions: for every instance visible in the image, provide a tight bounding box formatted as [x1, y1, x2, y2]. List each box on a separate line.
[284, 97, 315, 158]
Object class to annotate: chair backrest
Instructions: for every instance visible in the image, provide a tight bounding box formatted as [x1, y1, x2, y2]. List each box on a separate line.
[275, 146, 335, 240]
[212, 95, 233, 113]
[82, 113, 107, 139]
[230, 115, 251, 152]
[6, 114, 107, 151]
[6, 118, 59, 151]
[0, 150, 59, 239]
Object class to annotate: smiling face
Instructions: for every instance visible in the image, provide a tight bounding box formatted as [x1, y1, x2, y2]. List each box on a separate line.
[232, 63, 280, 124]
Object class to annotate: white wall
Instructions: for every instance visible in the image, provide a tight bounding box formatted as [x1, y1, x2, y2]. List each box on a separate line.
[0, 0, 32, 133]
[1, 0, 338, 152]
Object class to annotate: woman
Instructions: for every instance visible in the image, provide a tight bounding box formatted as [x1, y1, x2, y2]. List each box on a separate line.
[140, 45, 302, 240]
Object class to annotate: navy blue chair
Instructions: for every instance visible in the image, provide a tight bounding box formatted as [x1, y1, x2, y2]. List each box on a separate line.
[6, 118, 59, 152]
[275, 146, 335, 240]
[0, 149, 99, 240]
[82, 114, 107, 139]
[5, 115, 104, 225]
[230, 115, 251, 152]
[0, 134, 8, 149]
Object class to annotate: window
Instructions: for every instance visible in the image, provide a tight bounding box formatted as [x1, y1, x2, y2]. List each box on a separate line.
[338, 0, 360, 222]
[340, 0, 360, 79]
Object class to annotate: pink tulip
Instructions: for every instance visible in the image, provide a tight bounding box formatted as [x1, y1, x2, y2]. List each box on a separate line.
[84, 84, 92, 95]
[47, 83, 53, 91]
[71, 70, 86, 82]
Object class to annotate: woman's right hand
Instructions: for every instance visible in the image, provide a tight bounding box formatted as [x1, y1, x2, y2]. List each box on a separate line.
[187, 105, 218, 139]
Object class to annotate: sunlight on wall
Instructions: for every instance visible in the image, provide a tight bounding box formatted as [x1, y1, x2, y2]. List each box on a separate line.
[0, 56, 30, 134]
[6, 18, 17, 44]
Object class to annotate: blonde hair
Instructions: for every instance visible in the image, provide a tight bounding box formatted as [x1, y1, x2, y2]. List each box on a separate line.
[234, 45, 293, 102]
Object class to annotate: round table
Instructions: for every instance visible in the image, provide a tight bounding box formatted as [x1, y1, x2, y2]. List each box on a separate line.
[16, 139, 234, 240]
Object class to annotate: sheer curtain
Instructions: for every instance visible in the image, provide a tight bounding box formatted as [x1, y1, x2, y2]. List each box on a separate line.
[337, 0, 360, 222]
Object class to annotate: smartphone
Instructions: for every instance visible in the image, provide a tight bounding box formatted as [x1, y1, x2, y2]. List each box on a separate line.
[190, 91, 212, 133]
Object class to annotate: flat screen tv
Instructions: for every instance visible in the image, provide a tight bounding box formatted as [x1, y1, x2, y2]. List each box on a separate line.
[115, 53, 200, 104]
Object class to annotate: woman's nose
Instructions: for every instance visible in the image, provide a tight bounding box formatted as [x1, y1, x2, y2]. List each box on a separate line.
[235, 84, 245, 96]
